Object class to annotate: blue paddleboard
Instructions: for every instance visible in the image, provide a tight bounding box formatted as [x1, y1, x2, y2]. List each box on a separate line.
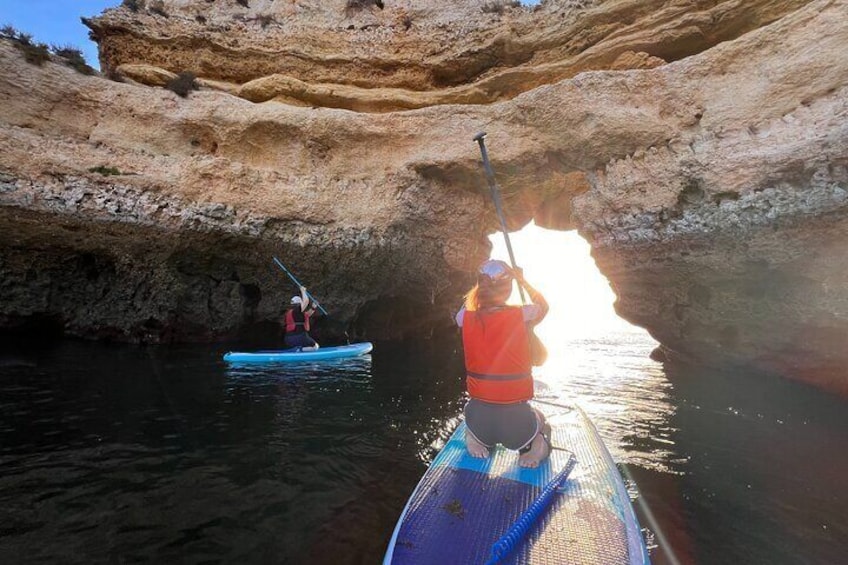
[222, 342, 373, 363]
[384, 404, 650, 564]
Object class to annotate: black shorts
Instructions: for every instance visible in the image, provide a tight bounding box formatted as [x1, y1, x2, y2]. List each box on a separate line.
[464, 399, 540, 451]
[284, 333, 317, 348]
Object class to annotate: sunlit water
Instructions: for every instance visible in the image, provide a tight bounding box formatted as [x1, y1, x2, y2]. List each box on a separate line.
[536, 328, 679, 474]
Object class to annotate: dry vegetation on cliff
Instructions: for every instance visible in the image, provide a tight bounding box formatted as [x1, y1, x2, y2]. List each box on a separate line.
[0, 25, 95, 74]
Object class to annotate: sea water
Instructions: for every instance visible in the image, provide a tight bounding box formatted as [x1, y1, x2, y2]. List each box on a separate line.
[0, 332, 846, 564]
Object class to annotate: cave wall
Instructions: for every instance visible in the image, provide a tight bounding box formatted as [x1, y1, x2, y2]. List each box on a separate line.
[1, 0, 847, 393]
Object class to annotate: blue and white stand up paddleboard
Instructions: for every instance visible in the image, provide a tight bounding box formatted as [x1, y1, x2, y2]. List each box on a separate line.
[222, 342, 373, 363]
[384, 404, 650, 565]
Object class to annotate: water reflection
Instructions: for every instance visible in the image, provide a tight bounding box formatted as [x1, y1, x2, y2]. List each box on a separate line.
[536, 328, 680, 474]
[224, 355, 374, 385]
[0, 340, 468, 564]
[530, 327, 685, 564]
[659, 360, 848, 564]
[3, 336, 846, 564]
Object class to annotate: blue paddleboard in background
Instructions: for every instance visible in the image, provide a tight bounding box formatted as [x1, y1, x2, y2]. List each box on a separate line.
[222, 342, 373, 363]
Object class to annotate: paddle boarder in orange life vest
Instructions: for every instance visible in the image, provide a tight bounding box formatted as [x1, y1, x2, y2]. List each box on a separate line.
[455, 259, 551, 468]
[284, 286, 320, 351]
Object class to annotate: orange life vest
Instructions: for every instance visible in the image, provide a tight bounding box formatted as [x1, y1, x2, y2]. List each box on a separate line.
[461, 307, 533, 404]
[284, 308, 311, 333]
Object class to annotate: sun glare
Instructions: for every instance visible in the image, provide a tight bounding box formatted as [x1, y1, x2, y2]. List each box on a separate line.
[488, 222, 638, 342]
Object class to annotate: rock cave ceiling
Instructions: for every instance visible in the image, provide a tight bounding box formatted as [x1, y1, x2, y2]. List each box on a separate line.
[1, 0, 847, 394]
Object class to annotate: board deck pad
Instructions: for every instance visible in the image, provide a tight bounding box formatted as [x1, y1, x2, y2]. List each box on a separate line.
[384, 406, 649, 565]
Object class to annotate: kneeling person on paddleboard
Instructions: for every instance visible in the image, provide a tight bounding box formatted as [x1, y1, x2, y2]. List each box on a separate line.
[455, 260, 550, 468]
[284, 286, 320, 351]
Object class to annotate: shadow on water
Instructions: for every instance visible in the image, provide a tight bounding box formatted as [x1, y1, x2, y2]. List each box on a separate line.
[0, 338, 466, 564]
[646, 360, 848, 565]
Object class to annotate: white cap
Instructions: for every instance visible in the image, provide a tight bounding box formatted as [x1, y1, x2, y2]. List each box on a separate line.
[290, 296, 302, 305]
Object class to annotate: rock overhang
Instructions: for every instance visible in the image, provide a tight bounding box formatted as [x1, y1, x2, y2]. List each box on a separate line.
[83, 0, 811, 111]
[2, 0, 847, 395]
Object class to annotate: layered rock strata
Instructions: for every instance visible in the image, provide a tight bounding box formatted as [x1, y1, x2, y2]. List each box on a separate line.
[1, 0, 846, 393]
[86, 0, 809, 110]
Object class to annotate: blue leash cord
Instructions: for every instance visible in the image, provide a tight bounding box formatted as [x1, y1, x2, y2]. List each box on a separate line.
[486, 452, 578, 564]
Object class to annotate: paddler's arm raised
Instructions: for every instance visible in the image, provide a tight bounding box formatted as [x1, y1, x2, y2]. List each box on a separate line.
[513, 269, 549, 322]
[298, 285, 310, 310]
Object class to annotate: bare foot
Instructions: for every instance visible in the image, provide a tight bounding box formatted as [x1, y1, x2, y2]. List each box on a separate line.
[465, 429, 489, 458]
[518, 433, 550, 468]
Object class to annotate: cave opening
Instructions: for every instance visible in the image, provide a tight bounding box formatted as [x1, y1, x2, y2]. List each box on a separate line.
[487, 221, 655, 354]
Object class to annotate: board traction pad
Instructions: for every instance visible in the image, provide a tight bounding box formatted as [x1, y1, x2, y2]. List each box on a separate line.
[385, 406, 649, 565]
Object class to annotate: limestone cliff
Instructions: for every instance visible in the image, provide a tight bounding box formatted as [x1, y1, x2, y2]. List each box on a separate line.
[86, 0, 806, 110]
[1, 0, 846, 394]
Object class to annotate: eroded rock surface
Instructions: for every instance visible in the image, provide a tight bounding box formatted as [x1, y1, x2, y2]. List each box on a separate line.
[87, 0, 809, 110]
[571, 2, 848, 393]
[1, 0, 846, 394]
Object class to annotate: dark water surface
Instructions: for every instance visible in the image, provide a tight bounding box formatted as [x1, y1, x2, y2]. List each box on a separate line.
[1, 334, 846, 564]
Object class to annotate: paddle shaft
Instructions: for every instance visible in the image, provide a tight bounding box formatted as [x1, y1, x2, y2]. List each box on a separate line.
[473, 132, 528, 304]
[531, 398, 575, 411]
[272, 257, 330, 316]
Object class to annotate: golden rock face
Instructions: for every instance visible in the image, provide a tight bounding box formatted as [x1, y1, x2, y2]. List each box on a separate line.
[3, 0, 848, 394]
[86, 0, 810, 111]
